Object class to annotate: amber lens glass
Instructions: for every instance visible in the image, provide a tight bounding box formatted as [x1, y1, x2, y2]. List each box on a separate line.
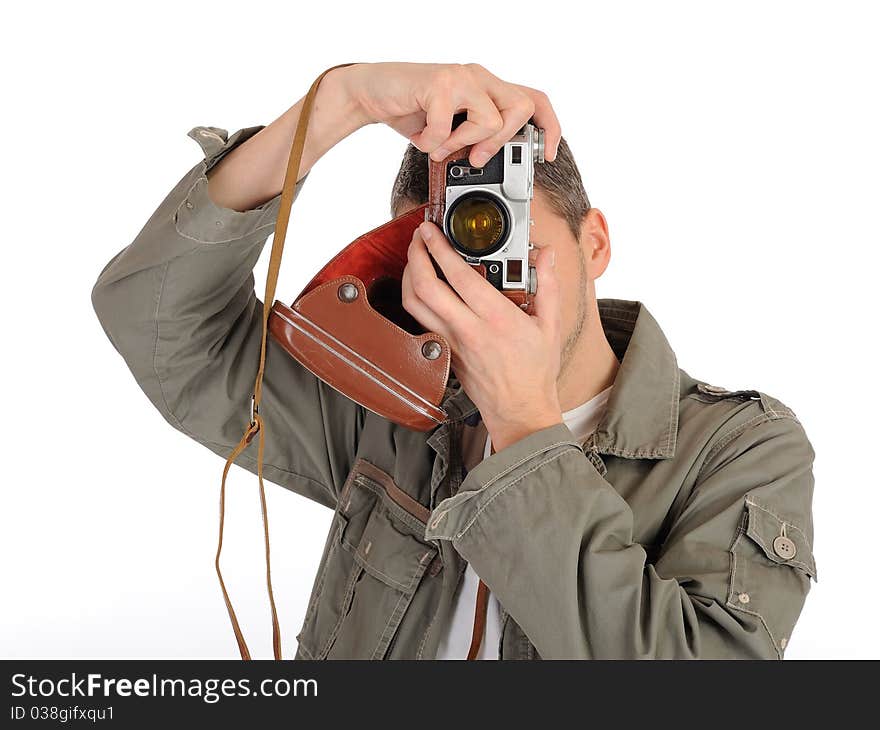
[448, 196, 506, 253]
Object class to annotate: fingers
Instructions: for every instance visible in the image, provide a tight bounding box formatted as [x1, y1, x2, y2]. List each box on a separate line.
[430, 89, 503, 161]
[410, 64, 559, 166]
[514, 84, 562, 162]
[531, 246, 561, 340]
[403, 225, 479, 328]
[416, 221, 512, 319]
[468, 89, 536, 167]
[409, 89, 454, 153]
[400, 265, 452, 338]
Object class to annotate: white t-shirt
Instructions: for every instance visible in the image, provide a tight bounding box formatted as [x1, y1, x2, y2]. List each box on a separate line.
[434, 385, 613, 659]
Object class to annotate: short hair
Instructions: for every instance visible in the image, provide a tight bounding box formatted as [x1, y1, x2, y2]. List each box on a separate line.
[390, 123, 591, 241]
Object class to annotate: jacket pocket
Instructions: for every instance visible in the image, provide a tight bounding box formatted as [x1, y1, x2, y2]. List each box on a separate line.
[727, 496, 817, 657]
[296, 459, 438, 659]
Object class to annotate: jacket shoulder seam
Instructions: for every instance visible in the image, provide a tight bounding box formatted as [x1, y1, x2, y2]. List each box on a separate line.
[696, 408, 802, 483]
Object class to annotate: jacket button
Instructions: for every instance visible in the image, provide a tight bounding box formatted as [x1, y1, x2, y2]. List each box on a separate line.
[773, 535, 797, 560]
[737, 592, 750, 604]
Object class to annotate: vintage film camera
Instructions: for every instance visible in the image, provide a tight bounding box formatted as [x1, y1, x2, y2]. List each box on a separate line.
[438, 118, 546, 302]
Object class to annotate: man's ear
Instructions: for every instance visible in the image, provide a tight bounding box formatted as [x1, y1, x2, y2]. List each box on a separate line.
[580, 208, 611, 279]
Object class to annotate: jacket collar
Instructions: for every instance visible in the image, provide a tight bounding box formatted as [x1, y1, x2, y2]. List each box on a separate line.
[591, 299, 680, 459]
[433, 298, 681, 461]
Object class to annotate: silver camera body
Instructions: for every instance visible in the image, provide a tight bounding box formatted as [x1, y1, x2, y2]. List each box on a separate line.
[441, 123, 545, 297]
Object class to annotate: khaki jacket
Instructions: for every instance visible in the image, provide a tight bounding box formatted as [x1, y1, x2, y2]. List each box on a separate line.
[91, 124, 818, 659]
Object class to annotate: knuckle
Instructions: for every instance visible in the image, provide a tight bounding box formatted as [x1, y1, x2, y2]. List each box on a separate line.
[412, 276, 433, 300]
[432, 66, 457, 89]
[533, 88, 550, 104]
[446, 269, 467, 291]
[516, 95, 535, 115]
[425, 89, 453, 117]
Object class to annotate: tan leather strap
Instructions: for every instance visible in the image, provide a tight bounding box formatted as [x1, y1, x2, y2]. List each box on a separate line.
[466, 441, 495, 660]
[216, 62, 360, 660]
[466, 579, 491, 660]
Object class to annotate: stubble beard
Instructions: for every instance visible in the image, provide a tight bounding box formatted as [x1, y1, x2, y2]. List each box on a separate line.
[558, 245, 589, 382]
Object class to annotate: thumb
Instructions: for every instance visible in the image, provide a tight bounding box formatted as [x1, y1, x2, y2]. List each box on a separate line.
[532, 246, 561, 340]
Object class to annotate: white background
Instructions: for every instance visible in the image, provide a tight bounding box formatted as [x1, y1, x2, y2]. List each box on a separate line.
[2, 0, 877, 659]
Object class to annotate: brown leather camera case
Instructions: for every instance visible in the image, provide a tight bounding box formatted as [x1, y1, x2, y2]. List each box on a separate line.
[268, 203, 451, 430]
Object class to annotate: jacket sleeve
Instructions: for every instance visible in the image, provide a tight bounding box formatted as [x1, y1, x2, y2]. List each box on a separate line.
[91, 124, 365, 510]
[424, 409, 817, 659]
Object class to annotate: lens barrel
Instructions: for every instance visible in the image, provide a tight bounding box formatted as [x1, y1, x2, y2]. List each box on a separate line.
[446, 193, 510, 257]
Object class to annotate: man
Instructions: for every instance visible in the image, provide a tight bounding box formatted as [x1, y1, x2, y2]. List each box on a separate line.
[91, 62, 817, 659]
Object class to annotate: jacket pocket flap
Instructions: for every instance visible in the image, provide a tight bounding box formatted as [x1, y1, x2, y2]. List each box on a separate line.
[744, 497, 817, 580]
[353, 505, 437, 594]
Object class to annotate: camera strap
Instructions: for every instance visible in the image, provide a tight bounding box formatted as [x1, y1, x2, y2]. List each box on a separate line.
[216, 62, 360, 661]
[466, 440, 495, 660]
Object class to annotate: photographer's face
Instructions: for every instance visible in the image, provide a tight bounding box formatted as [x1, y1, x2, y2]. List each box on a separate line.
[395, 189, 610, 377]
[528, 190, 610, 375]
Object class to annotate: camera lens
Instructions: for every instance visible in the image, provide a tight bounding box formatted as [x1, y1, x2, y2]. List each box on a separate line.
[446, 193, 509, 256]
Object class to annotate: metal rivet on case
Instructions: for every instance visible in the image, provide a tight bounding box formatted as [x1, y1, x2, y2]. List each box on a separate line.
[422, 340, 442, 360]
[337, 283, 359, 302]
